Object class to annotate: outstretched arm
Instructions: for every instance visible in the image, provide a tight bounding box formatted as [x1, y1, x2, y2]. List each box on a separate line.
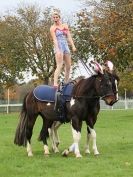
[65, 24, 76, 52]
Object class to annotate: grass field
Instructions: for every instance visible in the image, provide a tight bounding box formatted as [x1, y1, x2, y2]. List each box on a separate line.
[0, 110, 133, 177]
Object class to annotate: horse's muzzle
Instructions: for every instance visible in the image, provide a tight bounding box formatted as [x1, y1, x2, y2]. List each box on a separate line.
[102, 94, 117, 106]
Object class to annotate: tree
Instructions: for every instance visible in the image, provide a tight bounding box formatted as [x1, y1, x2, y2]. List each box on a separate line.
[0, 5, 56, 86]
[0, 17, 26, 87]
[80, 0, 133, 69]
[17, 6, 56, 84]
[76, 0, 133, 92]
[72, 9, 99, 62]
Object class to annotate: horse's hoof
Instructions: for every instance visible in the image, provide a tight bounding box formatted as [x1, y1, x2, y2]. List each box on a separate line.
[28, 152, 33, 157]
[94, 151, 100, 156]
[62, 149, 69, 157]
[44, 145, 50, 155]
[44, 151, 50, 157]
[44, 150, 50, 156]
[85, 149, 90, 154]
[76, 153, 82, 158]
[94, 152, 100, 157]
[52, 147, 59, 153]
[54, 149, 59, 153]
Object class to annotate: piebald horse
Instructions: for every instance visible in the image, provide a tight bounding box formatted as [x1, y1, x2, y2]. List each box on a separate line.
[14, 61, 119, 157]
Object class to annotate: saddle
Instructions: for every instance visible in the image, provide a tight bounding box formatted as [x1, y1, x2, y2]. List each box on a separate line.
[33, 82, 74, 122]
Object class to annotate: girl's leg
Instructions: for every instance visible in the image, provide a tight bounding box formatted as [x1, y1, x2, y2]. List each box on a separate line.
[54, 52, 64, 86]
[63, 53, 71, 83]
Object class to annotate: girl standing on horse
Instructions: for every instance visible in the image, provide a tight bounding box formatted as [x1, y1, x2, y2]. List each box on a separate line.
[50, 10, 76, 88]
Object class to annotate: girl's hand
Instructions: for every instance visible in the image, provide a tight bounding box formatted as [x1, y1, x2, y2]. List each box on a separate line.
[72, 46, 77, 52]
[55, 46, 60, 54]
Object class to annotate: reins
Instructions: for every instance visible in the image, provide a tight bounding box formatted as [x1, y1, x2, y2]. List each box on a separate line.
[78, 57, 94, 75]
[73, 94, 112, 99]
[73, 93, 114, 100]
[73, 95, 101, 99]
[71, 74, 114, 100]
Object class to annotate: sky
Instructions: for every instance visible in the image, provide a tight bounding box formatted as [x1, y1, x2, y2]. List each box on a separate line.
[0, 0, 83, 15]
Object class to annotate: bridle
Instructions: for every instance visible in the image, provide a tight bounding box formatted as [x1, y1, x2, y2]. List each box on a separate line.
[72, 72, 117, 100]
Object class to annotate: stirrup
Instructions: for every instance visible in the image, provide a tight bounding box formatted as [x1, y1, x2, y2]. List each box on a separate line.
[54, 90, 61, 111]
[58, 82, 65, 92]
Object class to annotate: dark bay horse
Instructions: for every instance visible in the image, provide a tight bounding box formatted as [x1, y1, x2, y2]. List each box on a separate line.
[14, 70, 119, 157]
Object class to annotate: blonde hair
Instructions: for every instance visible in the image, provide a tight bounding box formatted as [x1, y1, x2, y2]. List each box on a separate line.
[52, 9, 61, 18]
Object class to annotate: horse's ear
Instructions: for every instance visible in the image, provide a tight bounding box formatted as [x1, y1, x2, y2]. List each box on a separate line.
[90, 60, 104, 75]
[104, 60, 114, 73]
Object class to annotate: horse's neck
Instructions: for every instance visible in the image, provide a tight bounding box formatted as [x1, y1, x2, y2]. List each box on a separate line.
[72, 77, 96, 97]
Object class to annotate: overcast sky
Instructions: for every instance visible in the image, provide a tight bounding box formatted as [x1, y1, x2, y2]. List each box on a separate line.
[0, 0, 83, 15]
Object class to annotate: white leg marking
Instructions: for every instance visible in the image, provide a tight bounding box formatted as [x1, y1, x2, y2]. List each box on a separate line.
[72, 126, 82, 158]
[27, 141, 33, 157]
[53, 121, 61, 146]
[62, 149, 69, 156]
[49, 121, 61, 153]
[85, 132, 91, 154]
[44, 145, 50, 155]
[62, 143, 76, 157]
[48, 128, 57, 152]
[70, 98, 75, 107]
[88, 126, 99, 155]
[69, 143, 75, 152]
[115, 80, 119, 100]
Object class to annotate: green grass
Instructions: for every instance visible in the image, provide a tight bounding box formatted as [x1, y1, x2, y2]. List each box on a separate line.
[0, 110, 133, 177]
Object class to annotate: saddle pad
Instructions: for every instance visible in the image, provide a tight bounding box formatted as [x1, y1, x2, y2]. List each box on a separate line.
[62, 83, 73, 101]
[33, 83, 74, 102]
[33, 85, 56, 102]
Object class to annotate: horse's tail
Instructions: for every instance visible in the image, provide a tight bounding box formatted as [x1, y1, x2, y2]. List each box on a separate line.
[14, 93, 29, 147]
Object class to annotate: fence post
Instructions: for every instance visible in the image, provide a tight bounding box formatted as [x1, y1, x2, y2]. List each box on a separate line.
[7, 88, 10, 114]
[124, 88, 128, 110]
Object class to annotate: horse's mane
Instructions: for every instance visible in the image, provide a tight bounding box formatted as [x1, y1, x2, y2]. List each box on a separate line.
[72, 75, 96, 97]
[106, 71, 120, 83]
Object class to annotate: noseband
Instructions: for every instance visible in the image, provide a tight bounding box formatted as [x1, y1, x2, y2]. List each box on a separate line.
[101, 93, 114, 99]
